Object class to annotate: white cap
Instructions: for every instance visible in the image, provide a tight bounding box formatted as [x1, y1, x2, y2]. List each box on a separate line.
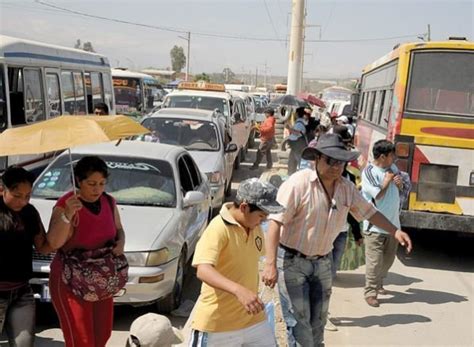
[129, 313, 183, 347]
[336, 115, 349, 124]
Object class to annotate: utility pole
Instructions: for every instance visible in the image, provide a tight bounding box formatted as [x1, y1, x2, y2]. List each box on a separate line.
[178, 31, 191, 81]
[287, 0, 305, 95]
[427, 24, 431, 41]
[255, 67, 258, 87]
[264, 61, 268, 90]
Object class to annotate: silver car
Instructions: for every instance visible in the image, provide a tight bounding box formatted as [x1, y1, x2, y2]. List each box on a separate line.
[30, 141, 211, 312]
[139, 108, 238, 211]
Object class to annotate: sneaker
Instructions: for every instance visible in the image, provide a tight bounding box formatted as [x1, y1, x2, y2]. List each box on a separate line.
[249, 164, 259, 170]
[365, 296, 380, 307]
[378, 287, 388, 295]
[325, 319, 338, 331]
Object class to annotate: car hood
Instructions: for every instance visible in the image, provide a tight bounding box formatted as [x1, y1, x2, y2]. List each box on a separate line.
[188, 151, 221, 173]
[30, 198, 176, 252]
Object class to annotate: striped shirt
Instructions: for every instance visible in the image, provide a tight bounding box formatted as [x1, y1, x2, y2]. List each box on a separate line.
[269, 169, 377, 256]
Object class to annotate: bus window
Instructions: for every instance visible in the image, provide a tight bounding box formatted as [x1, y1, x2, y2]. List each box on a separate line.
[407, 51, 474, 116]
[0, 66, 7, 131]
[85, 72, 104, 114]
[103, 72, 113, 112]
[375, 90, 386, 125]
[46, 73, 62, 118]
[73, 72, 86, 115]
[380, 89, 392, 128]
[61, 71, 75, 115]
[91, 72, 104, 110]
[23, 68, 45, 124]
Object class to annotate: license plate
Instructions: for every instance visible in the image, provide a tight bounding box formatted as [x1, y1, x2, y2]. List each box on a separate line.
[41, 284, 51, 302]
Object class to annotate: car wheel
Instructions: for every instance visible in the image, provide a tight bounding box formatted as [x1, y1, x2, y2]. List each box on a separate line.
[224, 180, 232, 197]
[233, 152, 241, 170]
[248, 129, 256, 148]
[156, 249, 186, 314]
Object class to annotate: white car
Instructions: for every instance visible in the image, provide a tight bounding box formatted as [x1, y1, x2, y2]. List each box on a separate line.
[139, 108, 238, 211]
[30, 141, 211, 312]
[162, 82, 253, 166]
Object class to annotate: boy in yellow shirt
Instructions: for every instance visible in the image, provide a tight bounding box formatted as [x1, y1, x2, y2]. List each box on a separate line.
[189, 178, 284, 346]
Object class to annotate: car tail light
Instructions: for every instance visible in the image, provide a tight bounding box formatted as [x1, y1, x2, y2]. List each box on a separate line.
[207, 172, 222, 184]
[418, 164, 458, 203]
[395, 142, 410, 158]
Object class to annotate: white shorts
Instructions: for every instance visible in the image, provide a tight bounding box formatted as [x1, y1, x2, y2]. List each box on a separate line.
[189, 320, 276, 347]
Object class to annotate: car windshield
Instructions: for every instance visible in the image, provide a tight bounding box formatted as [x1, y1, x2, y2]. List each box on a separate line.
[139, 118, 220, 151]
[32, 155, 176, 207]
[164, 95, 229, 116]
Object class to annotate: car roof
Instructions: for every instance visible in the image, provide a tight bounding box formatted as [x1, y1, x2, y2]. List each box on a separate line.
[167, 89, 232, 100]
[153, 108, 216, 120]
[66, 140, 185, 162]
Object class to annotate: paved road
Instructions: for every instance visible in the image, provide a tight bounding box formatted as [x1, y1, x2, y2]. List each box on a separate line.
[3, 148, 473, 346]
[326, 230, 474, 346]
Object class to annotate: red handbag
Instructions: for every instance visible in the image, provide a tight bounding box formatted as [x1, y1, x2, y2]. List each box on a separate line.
[61, 244, 128, 302]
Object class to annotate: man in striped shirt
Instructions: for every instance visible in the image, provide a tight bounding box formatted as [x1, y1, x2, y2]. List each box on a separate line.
[262, 134, 412, 347]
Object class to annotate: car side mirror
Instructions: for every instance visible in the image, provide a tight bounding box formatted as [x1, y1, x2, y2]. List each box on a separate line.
[225, 143, 238, 153]
[183, 191, 206, 208]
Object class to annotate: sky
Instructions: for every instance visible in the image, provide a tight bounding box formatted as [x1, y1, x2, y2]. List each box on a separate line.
[0, 0, 472, 79]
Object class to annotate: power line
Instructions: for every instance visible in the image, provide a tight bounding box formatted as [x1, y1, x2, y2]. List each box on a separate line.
[34, 0, 420, 43]
[262, 0, 284, 46]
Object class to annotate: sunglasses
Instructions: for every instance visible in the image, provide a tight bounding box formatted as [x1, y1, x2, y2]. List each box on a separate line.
[322, 155, 345, 167]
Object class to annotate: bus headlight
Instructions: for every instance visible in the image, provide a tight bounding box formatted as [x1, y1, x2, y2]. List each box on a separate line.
[125, 248, 169, 266]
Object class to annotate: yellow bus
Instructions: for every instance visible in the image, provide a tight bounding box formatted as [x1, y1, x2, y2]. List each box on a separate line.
[354, 38, 473, 233]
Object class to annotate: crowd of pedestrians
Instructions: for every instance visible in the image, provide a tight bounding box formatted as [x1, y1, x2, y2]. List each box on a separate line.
[0, 101, 413, 347]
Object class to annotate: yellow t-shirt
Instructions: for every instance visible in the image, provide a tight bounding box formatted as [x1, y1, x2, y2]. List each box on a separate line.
[191, 203, 266, 332]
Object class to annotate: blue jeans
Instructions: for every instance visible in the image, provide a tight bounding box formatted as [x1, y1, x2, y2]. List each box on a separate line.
[0, 285, 36, 347]
[278, 248, 333, 347]
[331, 232, 348, 278]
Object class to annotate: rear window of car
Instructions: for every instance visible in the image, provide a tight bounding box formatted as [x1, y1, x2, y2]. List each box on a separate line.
[32, 154, 176, 207]
[140, 117, 220, 151]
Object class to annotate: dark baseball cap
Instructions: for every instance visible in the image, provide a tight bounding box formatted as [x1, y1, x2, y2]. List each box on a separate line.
[236, 178, 285, 214]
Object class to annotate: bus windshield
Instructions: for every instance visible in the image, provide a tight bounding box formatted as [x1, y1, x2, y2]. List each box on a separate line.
[164, 95, 229, 116]
[113, 77, 143, 111]
[407, 51, 474, 116]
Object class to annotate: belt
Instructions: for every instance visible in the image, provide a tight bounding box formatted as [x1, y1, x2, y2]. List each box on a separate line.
[279, 244, 328, 260]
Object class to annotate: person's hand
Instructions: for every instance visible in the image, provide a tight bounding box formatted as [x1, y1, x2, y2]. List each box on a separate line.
[394, 229, 412, 254]
[113, 238, 125, 256]
[64, 195, 83, 220]
[234, 285, 264, 315]
[383, 171, 395, 186]
[355, 237, 364, 246]
[262, 263, 278, 288]
[393, 175, 403, 190]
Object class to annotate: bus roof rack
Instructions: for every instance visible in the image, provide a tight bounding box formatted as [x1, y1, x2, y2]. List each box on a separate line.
[448, 36, 467, 41]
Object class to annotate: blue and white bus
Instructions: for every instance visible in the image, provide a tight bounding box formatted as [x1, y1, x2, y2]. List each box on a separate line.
[0, 35, 115, 173]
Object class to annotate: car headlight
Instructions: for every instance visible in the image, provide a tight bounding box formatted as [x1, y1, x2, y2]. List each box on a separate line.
[125, 248, 169, 266]
[206, 171, 222, 184]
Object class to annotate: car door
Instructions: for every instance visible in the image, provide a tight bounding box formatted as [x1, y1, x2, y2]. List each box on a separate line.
[178, 154, 208, 255]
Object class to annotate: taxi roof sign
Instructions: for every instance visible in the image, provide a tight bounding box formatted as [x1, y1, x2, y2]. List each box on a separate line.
[178, 81, 226, 92]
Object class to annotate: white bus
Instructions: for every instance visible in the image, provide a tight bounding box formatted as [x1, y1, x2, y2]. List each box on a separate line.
[0, 35, 115, 173]
[112, 68, 163, 116]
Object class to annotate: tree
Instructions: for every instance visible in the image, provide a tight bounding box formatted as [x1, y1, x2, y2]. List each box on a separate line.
[222, 67, 235, 83]
[194, 73, 211, 82]
[170, 45, 186, 73]
[73, 39, 96, 53]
